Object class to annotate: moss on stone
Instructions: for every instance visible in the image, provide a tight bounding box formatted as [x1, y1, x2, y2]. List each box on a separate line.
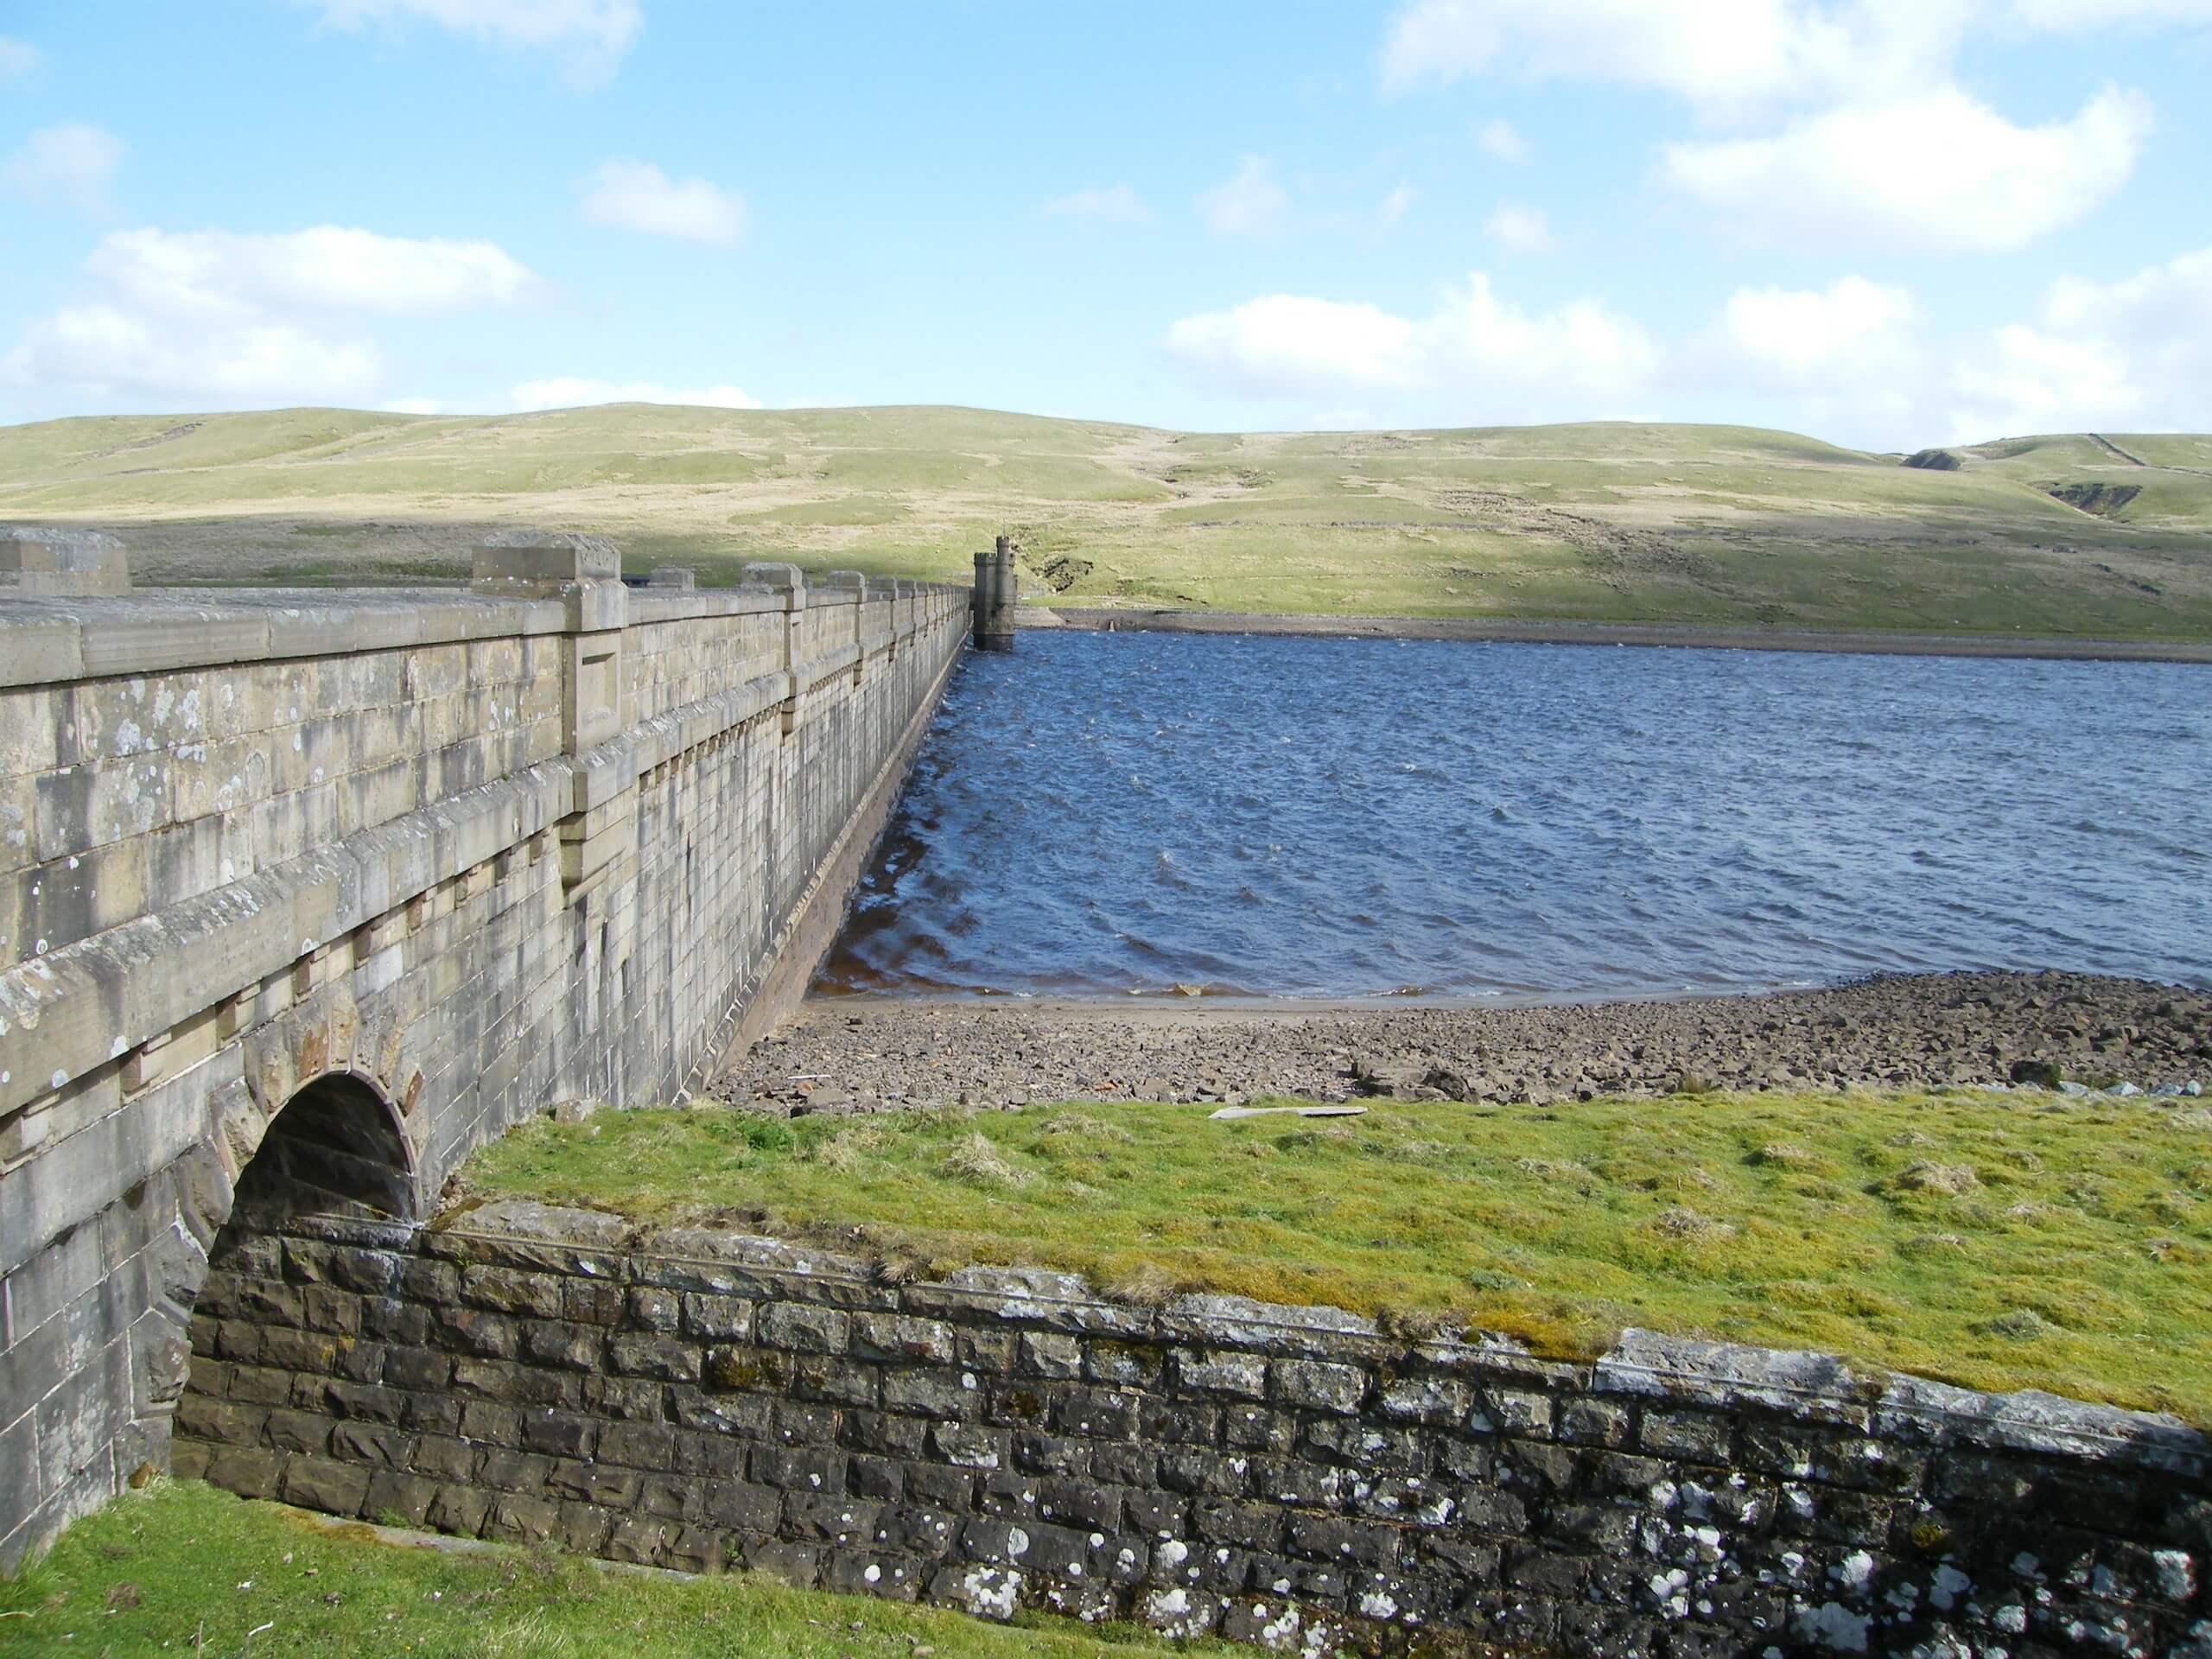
[460, 1085, 2212, 1422]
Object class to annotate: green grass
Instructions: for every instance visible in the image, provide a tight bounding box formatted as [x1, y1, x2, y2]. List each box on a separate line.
[0, 1479, 1214, 1658]
[3, 404, 2209, 639]
[458, 1090, 2212, 1422]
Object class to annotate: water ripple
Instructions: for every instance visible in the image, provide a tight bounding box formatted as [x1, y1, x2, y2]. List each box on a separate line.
[817, 632, 2212, 998]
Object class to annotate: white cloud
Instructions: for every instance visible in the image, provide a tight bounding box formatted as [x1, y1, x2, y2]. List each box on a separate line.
[506, 378, 762, 411]
[1170, 296, 1419, 392]
[0, 35, 42, 82]
[1694, 257, 2212, 442]
[1476, 117, 1527, 162]
[579, 161, 746, 245]
[3, 123, 124, 213]
[6, 305, 384, 405]
[1663, 85, 2151, 252]
[1197, 156, 1290, 237]
[308, 0, 640, 84]
[1382, 0, 1980, 111]
[1484, 202, 1554, 251]
[87, 226, 534, 316]
[1948, 244, 2212, 437]
[382, 397, 445, 414]
[1378, 183, 1418, 227]
[1167, 272, 1656, 418]
[1715, 276, 1919, 382]
[1164, 247, 2212, 446]
[1377, 0, 2212, 118]
[3, 225, 532, 410]
[1690, 276, 1928, 435]
[2012, 0, 2212, 24]
[1046, 183, 1150, 223]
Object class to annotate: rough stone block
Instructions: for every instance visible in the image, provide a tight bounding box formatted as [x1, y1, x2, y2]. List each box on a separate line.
[1177, 1349, 1268, 1399]
[1160, 1447, 1249, 1497]
[753, 1443, 843, 1493]
[931, 1422, 1009, 1471]
[329, 1421, 408, 1467]
[760, 1301, 849, 1354]
[607, 1333, 700, 1382]
[522, 1412, 599, 1461]
[461, 1266, 566, 1319]
[881, 1366, 971, 1417]
[203, 1445, 283, 1500]
[432, 1306, 518, 1360]
[409, 1435, 477, 1483]
[851, 1311, 953, 1363]
[905, 1464, 977, 1511]
[457, 1400, 520, 1446]
[771, 1400, 842, 1445]
[487, 1494, 563, 1546]
[472, 531, 620, 591]
[1640, 1407, 1737, 1465]
[681, 1293, 754, 1340]
[1272, 1359, 1366, 1414]
[626, 1286, 680, 1331]
[596, 1421, 676, 1471]
[425, 1484, 492, 1537]
[1013, 1430, 1088, 1477]
[281, 1455, 372, 1517]
[842, 1410, 927, 1459]
[3, 528, 130, 596]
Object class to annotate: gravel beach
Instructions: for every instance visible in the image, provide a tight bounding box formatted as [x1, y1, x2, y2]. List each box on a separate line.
[713, 969, 2212, 1114]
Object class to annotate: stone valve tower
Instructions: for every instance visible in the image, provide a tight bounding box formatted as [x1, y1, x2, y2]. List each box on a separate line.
[971, 533, 1017, 650]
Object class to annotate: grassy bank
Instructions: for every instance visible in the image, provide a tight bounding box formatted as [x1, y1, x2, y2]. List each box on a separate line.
[4, 405, 2210, 639]
[461, 1090, 2212, 1421]
[0, 1479, 1210, 1658]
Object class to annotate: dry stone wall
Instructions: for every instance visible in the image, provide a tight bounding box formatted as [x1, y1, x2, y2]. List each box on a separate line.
[0, 542, 969, 1561]
[177, 1201, 2212, 1659]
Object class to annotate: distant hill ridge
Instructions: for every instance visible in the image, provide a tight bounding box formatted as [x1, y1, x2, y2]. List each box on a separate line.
[2, 404, 2208, 641]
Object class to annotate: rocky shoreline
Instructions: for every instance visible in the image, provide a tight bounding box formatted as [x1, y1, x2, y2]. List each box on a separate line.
[1034, 607, 2212, 664]
[712, 969, 2212, 1114]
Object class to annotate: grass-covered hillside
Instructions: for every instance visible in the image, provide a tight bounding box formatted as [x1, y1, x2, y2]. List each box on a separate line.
[3, 404, 2210, 639]
[461, 1088, 2212, 1422]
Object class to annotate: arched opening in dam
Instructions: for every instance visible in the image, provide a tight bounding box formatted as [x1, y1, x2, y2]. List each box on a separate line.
[227, 1073, 417, 1229]
[170, 1071, 420, 1499]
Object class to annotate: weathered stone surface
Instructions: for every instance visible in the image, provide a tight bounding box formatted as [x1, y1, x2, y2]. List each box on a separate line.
[2, 527, 130, 597]
[1, 571, 971, 1563]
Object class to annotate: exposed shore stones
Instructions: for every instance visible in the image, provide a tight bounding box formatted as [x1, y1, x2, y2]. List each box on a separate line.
[715, 969, 2211, 1114]
[175, 1201, 2212, 1657]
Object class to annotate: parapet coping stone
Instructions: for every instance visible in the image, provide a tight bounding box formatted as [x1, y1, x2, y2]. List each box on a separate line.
[426, 1198, 2210, 1478]
[0, 578, 967, 690]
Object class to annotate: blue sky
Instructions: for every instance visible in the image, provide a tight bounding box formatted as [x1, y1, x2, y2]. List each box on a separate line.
[3, 1, 2209, 448]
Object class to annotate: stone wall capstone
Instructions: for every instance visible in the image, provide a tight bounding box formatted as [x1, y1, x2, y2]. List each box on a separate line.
[175, 1201, 2212, 1658]
[0, 547, 969, 1561]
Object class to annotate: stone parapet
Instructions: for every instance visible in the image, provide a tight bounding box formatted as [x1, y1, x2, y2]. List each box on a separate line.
[175, 1201, 2211, 1658]
[1, 527, 131, 598]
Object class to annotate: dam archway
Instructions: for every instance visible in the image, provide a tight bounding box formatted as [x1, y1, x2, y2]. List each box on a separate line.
[168, 1069, 427, 1510]
[227, 1071, 416, 1229]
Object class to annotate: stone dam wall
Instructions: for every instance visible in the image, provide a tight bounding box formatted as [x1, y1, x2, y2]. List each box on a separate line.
[175, 1201, 2211, 1658]
[0, 540, 969, 1560]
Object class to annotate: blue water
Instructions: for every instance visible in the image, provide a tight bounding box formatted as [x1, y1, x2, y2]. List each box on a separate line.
[818, 631, 2212, 1000]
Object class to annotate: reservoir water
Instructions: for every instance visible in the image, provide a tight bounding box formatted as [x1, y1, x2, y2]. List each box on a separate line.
[818, 630, 2212, 1000]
